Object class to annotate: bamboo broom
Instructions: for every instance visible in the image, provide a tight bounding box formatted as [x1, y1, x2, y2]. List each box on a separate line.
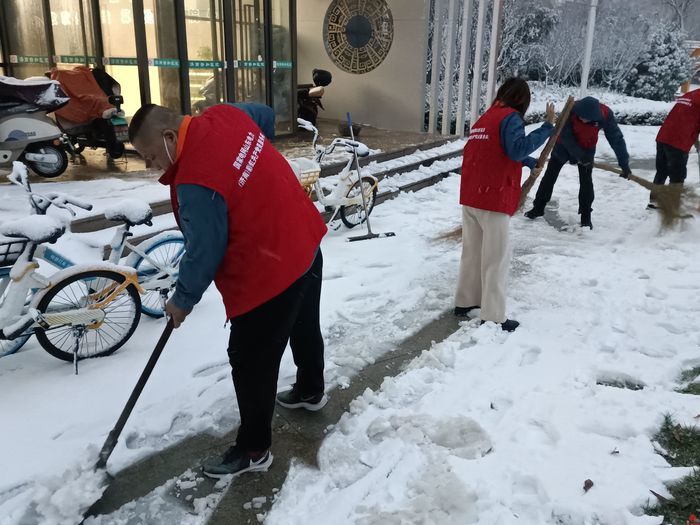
[593, 161, 697, 227]
[438, 96, 575, 242]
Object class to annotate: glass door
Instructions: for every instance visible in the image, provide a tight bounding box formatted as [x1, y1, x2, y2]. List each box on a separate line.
[185, 0, 225, 114]
[143, 0, 182, 111]
[4, 1, 50, 79]
[234, 0, 266, 103]
[49, 0, 97, 69]
[99, 0, 140, 117]
[269, 0, 293, 134]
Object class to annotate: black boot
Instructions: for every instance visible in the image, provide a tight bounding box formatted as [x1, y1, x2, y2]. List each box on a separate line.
[580, 211, 593, 229]
[524, 207, 544, 220]
[454, 305, 479, 317]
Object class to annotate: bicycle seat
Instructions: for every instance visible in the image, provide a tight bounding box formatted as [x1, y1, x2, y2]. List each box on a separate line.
[0, 215, 65, 244]
[105, 199, 153, 226]
[336, 139, 370, 158]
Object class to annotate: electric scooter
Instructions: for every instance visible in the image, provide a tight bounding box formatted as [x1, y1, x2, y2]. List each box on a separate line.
[0, 76, 70, 178]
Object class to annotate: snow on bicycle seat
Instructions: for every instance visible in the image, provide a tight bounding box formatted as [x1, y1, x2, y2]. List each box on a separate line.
[338, 139, 370, 158]
[0, 215, 65, 244]
[105, 199, 153, 226]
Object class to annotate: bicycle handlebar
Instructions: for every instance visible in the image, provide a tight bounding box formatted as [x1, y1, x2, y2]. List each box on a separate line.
[7, 166, 94, 216]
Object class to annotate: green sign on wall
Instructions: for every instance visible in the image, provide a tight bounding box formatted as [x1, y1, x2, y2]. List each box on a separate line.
[55, 55, 98, 64]
[152, 58, 180, 68]
[235, 60, 265, 69]
[9, 55, 49, 64]
[274, 60, 293, 69]
[189, 60, 224, 69]
[104, 57, 138, 66]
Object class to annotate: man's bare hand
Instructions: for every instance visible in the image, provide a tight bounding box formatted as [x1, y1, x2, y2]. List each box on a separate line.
[545, 102, 556, 125]
[531, 166, 543, 178]
[165, 300, 191, 328]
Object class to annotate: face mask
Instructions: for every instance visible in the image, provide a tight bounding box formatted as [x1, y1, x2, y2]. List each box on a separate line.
[163, 134, 175, 166]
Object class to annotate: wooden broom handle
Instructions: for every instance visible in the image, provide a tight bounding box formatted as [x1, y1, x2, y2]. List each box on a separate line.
[534, 96, 575, 170]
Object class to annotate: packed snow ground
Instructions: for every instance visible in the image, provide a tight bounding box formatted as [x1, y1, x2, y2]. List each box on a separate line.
[1, 125, 698, 524]
[266, 163, 700, 524]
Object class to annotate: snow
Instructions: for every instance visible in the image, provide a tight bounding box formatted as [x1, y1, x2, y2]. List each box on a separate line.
[0, 76, 59, 87]
[1, 125, 699, 524]
[0, 215, 64, 242]
[104, 199, 153, 225]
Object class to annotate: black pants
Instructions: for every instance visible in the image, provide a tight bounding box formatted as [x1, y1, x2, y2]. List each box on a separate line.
[653, 142, 687, 185]
[532, 156, 595, 214]
[227, 249, 325, 451]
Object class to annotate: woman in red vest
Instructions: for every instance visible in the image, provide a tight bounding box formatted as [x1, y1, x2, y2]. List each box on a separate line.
[650, 88, 700, 208]
[456, 78, 555, 332]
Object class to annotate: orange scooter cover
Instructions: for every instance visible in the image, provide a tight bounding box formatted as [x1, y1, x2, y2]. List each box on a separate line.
[50, 66, 114, 124]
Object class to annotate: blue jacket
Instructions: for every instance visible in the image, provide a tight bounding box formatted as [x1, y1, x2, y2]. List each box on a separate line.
[552, 96, 630, 170]
[499, 113, 554, 169]
[227, 102, 276, 140]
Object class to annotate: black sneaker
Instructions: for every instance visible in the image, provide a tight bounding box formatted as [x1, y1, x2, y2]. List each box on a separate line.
[647, 202, 658, 210]
[202, 445, 273, 479]
[276, 386, 328, 411]
[454, 306, 479, 317]
[524, 208, 544, 220]
[481, 319, 520, 332]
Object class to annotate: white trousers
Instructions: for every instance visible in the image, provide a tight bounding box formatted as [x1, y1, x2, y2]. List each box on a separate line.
[455, 205, 511, 323]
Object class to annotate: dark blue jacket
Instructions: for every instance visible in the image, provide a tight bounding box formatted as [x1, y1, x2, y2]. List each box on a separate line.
[499, 113, 554, 169]
[552, 96, 629, 170]
[227, 102, 276, 140]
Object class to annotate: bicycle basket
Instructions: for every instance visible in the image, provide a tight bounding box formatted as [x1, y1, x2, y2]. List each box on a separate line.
[298, 169, 320, 195]
[0, 239, 27, 267]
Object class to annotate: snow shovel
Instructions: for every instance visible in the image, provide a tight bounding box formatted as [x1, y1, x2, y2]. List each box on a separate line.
[96, 318, 174, 470]
[593, 161, 696, 227]
[345, 112, 396, 243]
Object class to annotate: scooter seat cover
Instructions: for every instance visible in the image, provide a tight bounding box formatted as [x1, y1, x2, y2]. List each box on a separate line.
[50, 66, 115, 124]
[0, 76, 69, 112]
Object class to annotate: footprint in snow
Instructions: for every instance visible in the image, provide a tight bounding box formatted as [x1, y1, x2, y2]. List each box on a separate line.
[192, 361, 229, 378]
[519, 347, 541, 367]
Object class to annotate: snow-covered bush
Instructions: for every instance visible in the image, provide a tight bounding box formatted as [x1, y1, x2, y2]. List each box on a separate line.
[623, 25, 693, 101]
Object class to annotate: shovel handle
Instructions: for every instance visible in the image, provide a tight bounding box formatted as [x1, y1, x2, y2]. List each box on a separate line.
[96, 320, 174, 470]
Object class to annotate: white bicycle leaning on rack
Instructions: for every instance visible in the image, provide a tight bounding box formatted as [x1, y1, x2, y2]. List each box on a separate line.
[0, 165, 143, 370]
[288, 118, 378, 230]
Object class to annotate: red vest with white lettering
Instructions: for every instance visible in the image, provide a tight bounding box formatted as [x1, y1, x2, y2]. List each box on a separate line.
[656, 89, 700, 153]
[460, 104, 522, 216]
[160, 104, 327, 319]
[570, 104, 609, 149]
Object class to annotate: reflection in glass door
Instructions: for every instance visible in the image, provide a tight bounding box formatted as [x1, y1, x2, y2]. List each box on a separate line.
[4, 1, 50, 78]
[234, 0, 266, 104]
[50, 0, 96, 69]
[186, 0, 225, 114]
[99, 0, 140, 117]
[270, 0, 293, 134]
[143, 0, 181, 111]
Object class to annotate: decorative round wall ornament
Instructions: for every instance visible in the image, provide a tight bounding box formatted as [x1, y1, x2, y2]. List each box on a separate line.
[323, 0, 394, 74]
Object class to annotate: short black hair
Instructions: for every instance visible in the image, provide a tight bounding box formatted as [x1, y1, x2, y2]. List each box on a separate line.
[495, 77, 531, 116]
[128, 103, 157, 143]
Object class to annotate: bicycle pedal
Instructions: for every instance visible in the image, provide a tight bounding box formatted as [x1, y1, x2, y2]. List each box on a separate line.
[328, 220, 342, 231]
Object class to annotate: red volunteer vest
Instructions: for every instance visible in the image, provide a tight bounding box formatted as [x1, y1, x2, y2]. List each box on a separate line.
[570, 104, 609, 149]
[460, 105, 522, 216]
[160, 104, 327, 319]
[656, 89, 700, 153]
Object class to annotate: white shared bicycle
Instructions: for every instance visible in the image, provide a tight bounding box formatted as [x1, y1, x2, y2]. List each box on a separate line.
[288, 118, 378, 229]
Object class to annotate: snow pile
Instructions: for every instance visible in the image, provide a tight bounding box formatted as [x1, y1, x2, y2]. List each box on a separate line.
[1, 447, 107, 525]
[104, 199, 153, 225]
[267, 164, 700, 523]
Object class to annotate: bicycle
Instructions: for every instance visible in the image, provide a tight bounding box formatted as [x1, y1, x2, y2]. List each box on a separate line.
[0, 165, 185, 358]
[0, 163, 143, 370]
[288, 118, 378, 230]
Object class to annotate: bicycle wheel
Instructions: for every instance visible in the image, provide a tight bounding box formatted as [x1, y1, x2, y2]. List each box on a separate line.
[339, 176, 378, 229]
[35, 270, 141, 362]
[128, 234, 185, 318]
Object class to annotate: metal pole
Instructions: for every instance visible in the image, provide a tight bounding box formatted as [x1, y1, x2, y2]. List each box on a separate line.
[469, 0, 487, 128]
[41, 0, 57, 68]
[441, 0, 458, 134]
[223, 0, 237, 101]
[485, 0, 503, 105]
[133, 0, 152, 105]
[580, 0, 598, 97]
[455, 0, 474, 137]
[427, 0, 444, 134]
[174, 0, 191, 114]
[290, 0, 298, 131]
[90, 0, 105, 65]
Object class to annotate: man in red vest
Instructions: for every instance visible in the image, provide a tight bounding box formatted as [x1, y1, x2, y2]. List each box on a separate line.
[650, 88, 700, 208]
[524, 96, 631, 228]
[128, 103, 327, 478]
